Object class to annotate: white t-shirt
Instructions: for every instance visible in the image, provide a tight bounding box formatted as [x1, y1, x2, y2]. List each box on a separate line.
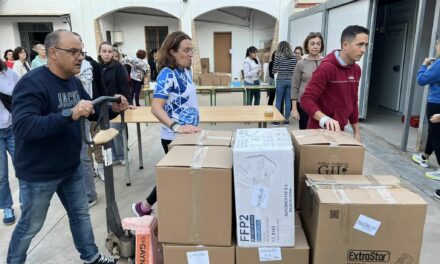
[153, 67, 199, 140]
[0, 69, 19, 128]
[79, 60, 93, 97]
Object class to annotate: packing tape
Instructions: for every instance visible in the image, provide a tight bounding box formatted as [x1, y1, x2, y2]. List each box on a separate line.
[189, 170, 201, 243]
[195, 131, 231, 146]
[191, 146, 208, 169]
[196, 130, 207, 145]
[375, 188, 397, 204]
[332, 188, 351, 204]
[323, 134, 339, 147]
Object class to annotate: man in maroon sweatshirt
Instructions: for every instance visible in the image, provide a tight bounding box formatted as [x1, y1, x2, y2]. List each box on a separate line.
[300, 25, 369, 142]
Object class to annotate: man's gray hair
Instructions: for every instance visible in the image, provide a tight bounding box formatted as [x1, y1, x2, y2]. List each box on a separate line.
[44, 29, 70, 52]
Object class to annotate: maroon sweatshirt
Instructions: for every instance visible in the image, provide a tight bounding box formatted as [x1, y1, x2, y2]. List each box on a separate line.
[300, 50, 360, 130]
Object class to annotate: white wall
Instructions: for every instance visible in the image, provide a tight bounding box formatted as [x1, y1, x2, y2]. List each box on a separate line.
[196, 20, 274, 79]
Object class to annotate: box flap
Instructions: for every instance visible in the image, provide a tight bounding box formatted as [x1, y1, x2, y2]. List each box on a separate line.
[170, 130, 233, 147]
[305, 174, 427, 205]
[233, 128, 292, 151]
[157, 146, 232, 169]
[292, 129, 364, 147]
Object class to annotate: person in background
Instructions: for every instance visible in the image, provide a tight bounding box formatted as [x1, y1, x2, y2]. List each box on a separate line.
[31, 44, 47, 69]
[12, 47, 30, 78]
[291, 32, 324, 130]
[123, 50, 150, 106]
[294, 46, 304, 57]
[3, 50, 14, 69]
[301, 25, 369, 142]
[267, 51, 276, 106]
[29, 40, 40, 62]
[98, 41, 130, 165]
[243, 46, 262, 105]
[148, 48, 158, 81]
[132, 31, 200, 217]
[272, 41, 298, 125]
[0, 59, 19, 226]
[411, 40, 440, 181]
[7, 29, 126, 264]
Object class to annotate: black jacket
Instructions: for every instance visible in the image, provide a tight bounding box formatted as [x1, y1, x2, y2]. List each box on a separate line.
[85, 56, 108, 99]
[100, 60, 130, 99]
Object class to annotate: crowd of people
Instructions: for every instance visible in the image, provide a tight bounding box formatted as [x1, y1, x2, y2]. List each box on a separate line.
[1, 23, 440, 263]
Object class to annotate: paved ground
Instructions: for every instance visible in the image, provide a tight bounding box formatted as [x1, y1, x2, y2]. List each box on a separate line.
[1, 93, 439, 263]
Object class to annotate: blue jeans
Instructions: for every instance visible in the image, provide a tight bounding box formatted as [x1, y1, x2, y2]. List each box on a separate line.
[245, 80, 261, 105]
[81, 120, 97, 202]
[7, 166, 99, 264]
[275, 79, 292, 119]
[0, 127, 14, 209]
[110, 122, 124, 162]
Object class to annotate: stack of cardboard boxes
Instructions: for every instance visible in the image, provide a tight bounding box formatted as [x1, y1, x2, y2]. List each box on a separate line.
[154, 128, 427, 264]
[199, 73, 232, 86]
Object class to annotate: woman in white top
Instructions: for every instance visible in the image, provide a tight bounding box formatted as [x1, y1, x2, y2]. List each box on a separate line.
[123, 49, 150, 106]
[0, 59, 19, 225]
[12, 47, 30, 78]
[243, 46, 262, 105]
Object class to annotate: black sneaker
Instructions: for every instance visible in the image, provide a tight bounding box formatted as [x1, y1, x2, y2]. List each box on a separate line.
[434, 189, 440, 199]
[88, 255, 117, 264]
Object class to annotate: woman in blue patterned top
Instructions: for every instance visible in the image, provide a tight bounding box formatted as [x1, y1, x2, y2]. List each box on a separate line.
[132, 31, 200, 216]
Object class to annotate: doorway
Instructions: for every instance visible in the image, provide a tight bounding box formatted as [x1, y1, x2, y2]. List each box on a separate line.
[18, 23, 53, 54]
[214, 32, 231, 73]
[144, 26, 168, 51]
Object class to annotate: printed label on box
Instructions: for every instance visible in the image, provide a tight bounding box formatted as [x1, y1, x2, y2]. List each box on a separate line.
[258, 247, 282, 261]
[353, 214, 381, 236]
[251, 186, 270, 208]
[187, 250, 210, 264]
[102, 147, 112, 166]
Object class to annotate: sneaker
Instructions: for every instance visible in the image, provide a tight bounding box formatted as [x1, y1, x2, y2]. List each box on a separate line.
[284, 120, 290, 125]
[131, 202, 152, 217]
[412, 153, 429, 168]
[3, 207, 15, 225]
[425, 169, 440, 180]
[270, 122, 280, 127]
[88, 199, 98, 208]
[434, 189, 440, 199]
[87, 254, 117, 264]
[97, 163, 105, 181]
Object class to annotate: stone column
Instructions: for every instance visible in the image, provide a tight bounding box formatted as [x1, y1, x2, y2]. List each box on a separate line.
[191, 20, 202, 85]
[94, 18, 103, 53]
[270, 19, 279, 56]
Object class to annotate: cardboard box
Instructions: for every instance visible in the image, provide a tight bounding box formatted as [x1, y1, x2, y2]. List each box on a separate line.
[199, 73, 213, 86]
[236, 213, 309, 264]
[201, 58, 210, 73]
[220, 75, 232, 86]
[301, 174, 427, 264]
[233, 128, 295, 247]
[163, 244, 234, 264]
[168, 130, 233, 150]
[291, 129, 365, 209]
[157, 146, 233, 246]
[212, 75, 221, 86]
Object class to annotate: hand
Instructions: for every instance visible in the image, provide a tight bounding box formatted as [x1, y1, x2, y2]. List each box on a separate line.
[111, 94, 129, 113]
[128, 105, 137, 110]
[71, 100, 94, 120]
[430, 114, 440, 123]
[324, 119, 341, 131]
[176, 125, 201, 134]
[291, 110, 300, 120]
[423, 57, 435, 66]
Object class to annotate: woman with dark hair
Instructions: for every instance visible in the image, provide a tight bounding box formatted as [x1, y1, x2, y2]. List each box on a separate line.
[132, 31, 200, 217]
[3, 50, 14, 69]
[272, 41, 298, 125]
[123, 49, 150, 106]
[294, 46, 304, 57]
[0, 59, 19, 225]
[98, 41, 130, 165]
[291, 32, 324, 129]
[12, 47, 30, 78]
[243, 46, 262, 105]
[148, 48, 158, 81]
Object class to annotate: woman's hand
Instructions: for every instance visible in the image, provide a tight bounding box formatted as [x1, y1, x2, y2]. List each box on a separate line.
[176, 125, 201, 134]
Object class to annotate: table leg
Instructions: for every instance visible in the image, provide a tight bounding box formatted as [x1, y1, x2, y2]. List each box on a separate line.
[210, 90, 213, 106]
[122, 121, 131, 186]
[243, 90, 247, 105]
[137, 123, 143, 169]
[214, 91, 217, 106]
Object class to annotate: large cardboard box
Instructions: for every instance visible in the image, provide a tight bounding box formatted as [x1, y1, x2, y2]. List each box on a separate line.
[168, 130, 233, 150]
[220, 75, 232, 86]
[212, 75, 221, 86]
[302, 174, 427, 264]
[201, 58, 210, 73]
[292, 129, 365, 209]
[233, 128, 295, 247]
[199, 73, 213, 86]
[236, 213, 309, 264]
[163, 244, 234, 264]
[157, 146, 233, 246]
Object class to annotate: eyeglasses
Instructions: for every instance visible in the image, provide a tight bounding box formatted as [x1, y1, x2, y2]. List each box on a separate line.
[54, 47, 85, 57]
[179, 48, 193, 54]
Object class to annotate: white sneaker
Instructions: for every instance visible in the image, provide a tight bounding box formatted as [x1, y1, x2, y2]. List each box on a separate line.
[97, 163, 105, 181]
[412, 153, 429, 168]
[425, 169, 440, 180]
